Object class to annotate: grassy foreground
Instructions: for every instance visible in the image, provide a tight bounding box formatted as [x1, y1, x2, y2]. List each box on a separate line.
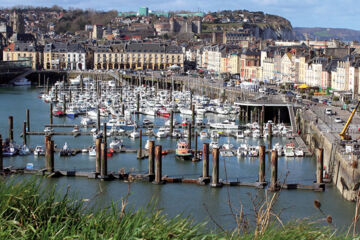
[0, 177, 353, 239]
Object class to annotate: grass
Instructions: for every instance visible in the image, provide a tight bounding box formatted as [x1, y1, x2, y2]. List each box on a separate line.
[0, 176, 355, 239]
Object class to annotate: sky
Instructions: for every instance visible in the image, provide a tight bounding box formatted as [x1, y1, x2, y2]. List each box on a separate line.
[2, 0, 360, 30]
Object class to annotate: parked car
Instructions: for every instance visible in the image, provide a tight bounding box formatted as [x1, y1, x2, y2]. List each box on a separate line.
[325, 108, 332, 115]
[334, 117, 343, 123]
[312, 97, 319, 103]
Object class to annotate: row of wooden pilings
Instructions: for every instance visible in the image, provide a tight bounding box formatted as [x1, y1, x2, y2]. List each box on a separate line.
[5, 111, 324, 190]
[24, 130, 325, 190]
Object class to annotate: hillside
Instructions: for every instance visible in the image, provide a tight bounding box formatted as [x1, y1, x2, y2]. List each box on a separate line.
[294, 27, 360, 41]
[202, 10, 294, 40]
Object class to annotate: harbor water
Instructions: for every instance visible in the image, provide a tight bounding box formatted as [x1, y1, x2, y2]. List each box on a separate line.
[0, 86, 356, 230]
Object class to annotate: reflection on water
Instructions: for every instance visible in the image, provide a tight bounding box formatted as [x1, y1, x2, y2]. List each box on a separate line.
[0, 86, 356, 230]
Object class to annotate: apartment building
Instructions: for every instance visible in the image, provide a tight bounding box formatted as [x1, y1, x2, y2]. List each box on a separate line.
[3, 42, 42, 69]
[94, 43, 183, 70]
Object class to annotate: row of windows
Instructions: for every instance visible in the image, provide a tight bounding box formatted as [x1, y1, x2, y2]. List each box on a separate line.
[96, 53, 182, 58]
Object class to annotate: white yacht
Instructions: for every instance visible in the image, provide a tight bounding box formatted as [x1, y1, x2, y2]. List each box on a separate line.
[200, 131, 209, 139]
[109, 138, 124, 151]
[209, 120, 238, 130]
[33, 146, 44, 156]
[156, 127, 169, 138]
[209, 141, 219, 149]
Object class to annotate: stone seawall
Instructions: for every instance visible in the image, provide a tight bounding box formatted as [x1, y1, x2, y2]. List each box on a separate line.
[299, 108, 360, 201]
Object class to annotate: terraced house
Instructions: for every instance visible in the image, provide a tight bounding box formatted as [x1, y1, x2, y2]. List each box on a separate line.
[3, 42, 42, 70]
[43, 43, 86, 71]
[93, 43, 183, 70]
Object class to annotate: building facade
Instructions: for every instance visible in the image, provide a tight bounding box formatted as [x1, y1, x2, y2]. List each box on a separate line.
[94, 43, 183, 70]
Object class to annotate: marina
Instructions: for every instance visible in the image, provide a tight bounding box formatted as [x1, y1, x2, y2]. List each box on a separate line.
[0, 81, 356, 229]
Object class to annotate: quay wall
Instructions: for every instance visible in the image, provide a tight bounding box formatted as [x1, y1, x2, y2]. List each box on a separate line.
[299, 108, 360, 201]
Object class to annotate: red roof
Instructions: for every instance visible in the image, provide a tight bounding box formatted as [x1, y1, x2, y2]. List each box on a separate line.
[4, 43, 15, 51]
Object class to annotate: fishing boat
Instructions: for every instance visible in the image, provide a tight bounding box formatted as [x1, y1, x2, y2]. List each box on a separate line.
[209, 120, 238, 129]
[209, 141, 219, 149]
[179, 108, 192, 115]
[157, 109, 171, 117]
[109, 138, 124, 152]
[44, 127, 54, 134]
[19, 144, 30, 155]
[295, 148, 304, 157]
[172, 129, 182, 138]
[273, 143, 283, 156]
[211, 130, 220, 139]
[81, 117, 95, 127]
[156, 127, 169, 138]
[248, 146, 259, 157]
[3, 143, 18, 156]
[60, 142, 73, 156]
[284, 144, 295, 157]
[237, 144, 248, 157]
[236, 130, 244, 139]
[33, 146, 44, 156]
[200, 130, 209, 139]
[175, 140, 193, 160]
[220, 150, 234, 157]
[13, 78, 31, 86]
[88, 146, 96, 156]
[252, 129, 261, 138]
[130, 130, 139, 139]
[142, 119, 153, 126]
[72, 125, 80, 134]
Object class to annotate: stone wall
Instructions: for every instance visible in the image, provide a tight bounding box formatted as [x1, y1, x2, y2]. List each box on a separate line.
[299, 109, 360, 201]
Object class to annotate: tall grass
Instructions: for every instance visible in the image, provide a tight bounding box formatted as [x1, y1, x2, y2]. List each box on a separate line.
[0, 176, 354, 239]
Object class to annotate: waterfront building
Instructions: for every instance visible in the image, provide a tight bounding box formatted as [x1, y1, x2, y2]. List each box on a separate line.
[93, 43, 183, 70]
[240, 49, 261, 80]
[43, 43, 86, 71]
[3, 42, 42, 70]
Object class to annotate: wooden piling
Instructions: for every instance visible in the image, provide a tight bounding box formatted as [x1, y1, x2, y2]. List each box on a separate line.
[136, 93, 140, 113]
[95, 137, 102, 173]
[278, 109, 281, 124]
[97, 108, 101, 131]
[121, 103, 125, 116]
[137, 129, 142, 159]
[169, 110, 174, 136]
[260, 110, 264, 137]
[187, 123, 191, 149]
[50, 104, 53, 125]
[45, 135, 51, 170]
[268, 123, 272, 139]
[22, 121, 27, 145]
[48, 140, 54, 173]
[191, 105, 195, 127]
[100, 142, 107, 179]
[26, 109, 30, 132]
[259, 145, 265, 183]
[103, 123, 107, 147]
[211, 148, 221, 187]
[270, 150, 279, 191]
[148, 140, 155, 179]
[154, 145, 164, 184]
[8, 116, 13, 142]
[0, 135, 3, 171]
[63, 95, 66, 113]
[202, 143, 209, 178]
[316, 148, 324, 184]
[192, 131, 198, 162]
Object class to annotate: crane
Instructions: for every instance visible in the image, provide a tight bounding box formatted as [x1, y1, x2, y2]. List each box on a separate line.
[339, 101, 360, 140]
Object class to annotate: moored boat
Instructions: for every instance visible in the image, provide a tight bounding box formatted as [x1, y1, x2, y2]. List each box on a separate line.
[175, 140, 193, 160]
